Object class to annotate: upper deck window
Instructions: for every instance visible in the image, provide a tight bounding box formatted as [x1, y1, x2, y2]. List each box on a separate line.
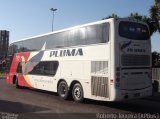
[9, 23, 110, 55]
[119, 21, 150, 40]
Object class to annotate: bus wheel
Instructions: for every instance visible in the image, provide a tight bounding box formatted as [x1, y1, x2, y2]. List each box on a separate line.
[58, 81, 69, 100]
[15, 77, 20, 88]
[72, 83, 84, 103]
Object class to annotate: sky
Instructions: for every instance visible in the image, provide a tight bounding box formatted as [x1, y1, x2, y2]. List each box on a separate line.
[0, 0, 159, 52]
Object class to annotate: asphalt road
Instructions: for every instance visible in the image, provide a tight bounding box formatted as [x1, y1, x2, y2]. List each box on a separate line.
[0, 79, 160, 119]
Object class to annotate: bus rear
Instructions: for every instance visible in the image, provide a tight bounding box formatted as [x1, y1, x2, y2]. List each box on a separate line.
[113, 19, 152, 101]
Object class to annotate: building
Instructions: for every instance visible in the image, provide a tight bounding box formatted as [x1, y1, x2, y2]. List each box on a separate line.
[0, 30, 9, 70]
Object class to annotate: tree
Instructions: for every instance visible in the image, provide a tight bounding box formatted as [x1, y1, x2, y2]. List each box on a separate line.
[103, 13, 156, 36]
[102, 0, 160, 36]
[149, 0, 160, 33]
[102, 13, 119, 20]
[128, 13, 157, 36]
[152, 51, 160, 67]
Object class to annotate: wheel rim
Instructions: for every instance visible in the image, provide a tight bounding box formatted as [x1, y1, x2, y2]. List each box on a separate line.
[60, 83, 67, 96]
[74, 87, 81, 100]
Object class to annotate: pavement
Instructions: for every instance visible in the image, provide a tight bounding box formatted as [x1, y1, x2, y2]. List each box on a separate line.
[1, 77, 160, 102]
[144, 92, 160, 102]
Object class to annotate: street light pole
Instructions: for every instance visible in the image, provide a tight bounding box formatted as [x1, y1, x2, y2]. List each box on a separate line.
[50, 8, 57, 32]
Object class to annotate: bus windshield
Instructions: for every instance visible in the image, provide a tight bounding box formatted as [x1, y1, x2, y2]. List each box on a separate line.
[119, 21, 150, 40]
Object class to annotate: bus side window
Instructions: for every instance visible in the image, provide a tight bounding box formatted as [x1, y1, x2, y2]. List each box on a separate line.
[102, 23, 109, 43]
[78, 27, 86, 45]
[17, 62, 22, 74]
[86, 25, 98, 44]
[68, 29, 79, 46]
[28, 61, 59, 76]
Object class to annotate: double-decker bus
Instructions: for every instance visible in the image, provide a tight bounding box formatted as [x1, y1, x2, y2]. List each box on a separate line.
[6, 18, 152, 102]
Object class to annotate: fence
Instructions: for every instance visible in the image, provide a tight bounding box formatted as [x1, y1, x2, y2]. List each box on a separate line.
[152, 68, 160, 80]
[152, 68, 160, 92]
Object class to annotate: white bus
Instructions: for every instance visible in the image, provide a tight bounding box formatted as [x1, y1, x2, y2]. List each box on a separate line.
[6, 18, 152, 102]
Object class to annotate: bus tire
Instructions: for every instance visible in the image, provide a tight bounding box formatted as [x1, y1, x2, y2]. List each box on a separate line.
[58, 81, 69, 100]
[72, 83, 84, 103]
[15, 77, 20, 89]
